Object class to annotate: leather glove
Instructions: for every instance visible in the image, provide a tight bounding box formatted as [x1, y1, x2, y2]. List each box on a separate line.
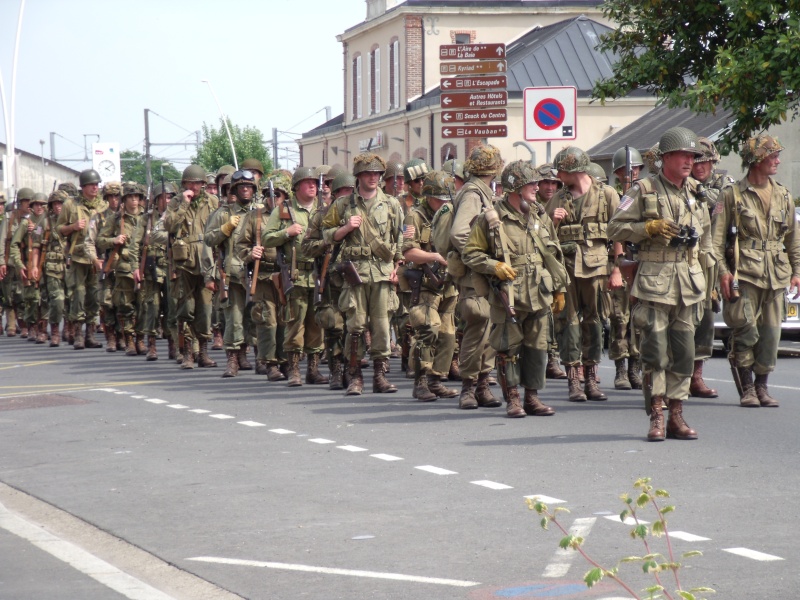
[644, 219, 681, 240]
[220, 214, 241, 237]
[551, 291, 565, 315]
[494, 261, 517, 281]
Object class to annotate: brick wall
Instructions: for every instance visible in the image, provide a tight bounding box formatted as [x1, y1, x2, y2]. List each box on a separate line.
[404, 16, 422, 101]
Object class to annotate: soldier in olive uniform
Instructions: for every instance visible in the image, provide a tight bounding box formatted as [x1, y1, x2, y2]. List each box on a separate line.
[57, 170, 109, 349]
[689, 137, 733, 398]
[442, 159, 466, 192]
[0, 192, 6, 333]
[262, 166, 327, 387]
[462, 160, 564, 418]
[97, 183, 145, 355]
[164, 164, 218, 369]
[547, 147, 622, 402]
[712, 135, 800, 408]
[401, 170, 459, 402]
[383, 161, 405, 199]
[2, 188, 35, 337]
[322, 153, 404, 396]
[608, 126, 711, 441]
[400, 159, 428, 216]
[43, 191, 68, 346]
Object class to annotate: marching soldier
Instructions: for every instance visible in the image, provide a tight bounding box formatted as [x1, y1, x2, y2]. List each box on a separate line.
[2, 188, 34, 337]
[608, 126, 711, 441]
[400, 159, 428, 215]
[43, 191, 68, 346]
[712, 135, 800, 408]
[0, 192, 6, 334]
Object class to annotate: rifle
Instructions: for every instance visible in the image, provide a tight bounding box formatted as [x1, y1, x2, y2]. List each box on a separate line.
[489, 278, 517, 324]
[276, 246, 294, 299]
[274, 200, 298, 300]
[217, 249, 229, 301]
[623, 144, 632, 194]
[334, 260, 363, 287]
[315, 239, 343, 304]
[422, 262, 443, 289]
[4, 210, 15, 267]
[103, 209, 125, 276]
[318, 172, 324, 206]
[138, 185, 156, 290]
[35, 217, 50, 287]
[250, 206, 262, 296]
[271, 271, 286, 305]
[267, 179, 276, 212]
[24, 219, 34, 287]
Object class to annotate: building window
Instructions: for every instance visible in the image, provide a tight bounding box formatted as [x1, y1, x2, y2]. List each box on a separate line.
[389, 40, 400, 109]
[352, 54, 362, 120]
[451, 30, 476, 44]
[370, 47, 381, 115]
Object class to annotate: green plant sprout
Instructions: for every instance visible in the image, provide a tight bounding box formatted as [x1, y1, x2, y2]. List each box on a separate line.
[527, 477, 716, 600]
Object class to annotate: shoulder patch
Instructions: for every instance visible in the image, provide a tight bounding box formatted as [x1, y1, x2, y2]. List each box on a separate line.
[712, 201, 724, 216]
[617, 195, 634, 212]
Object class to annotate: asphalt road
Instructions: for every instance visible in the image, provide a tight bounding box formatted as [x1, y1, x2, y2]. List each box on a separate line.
[0, 336, 797, 600]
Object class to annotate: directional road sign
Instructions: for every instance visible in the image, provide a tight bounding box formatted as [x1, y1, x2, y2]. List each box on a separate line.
[441, 91, 507, 109]
[441, 125, 508, 139]
[523, 86, 577, 141]
[441, 109, 507, 123]
[440, 75, 507, 91]
[440, 60, 506, 75]
[439, 43, 506, 60]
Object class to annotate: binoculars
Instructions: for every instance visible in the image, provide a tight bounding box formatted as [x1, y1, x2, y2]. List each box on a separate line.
[669, 225, 699, 248]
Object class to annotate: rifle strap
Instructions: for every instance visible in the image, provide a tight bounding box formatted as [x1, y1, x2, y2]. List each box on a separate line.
[731, 185, 744, 282]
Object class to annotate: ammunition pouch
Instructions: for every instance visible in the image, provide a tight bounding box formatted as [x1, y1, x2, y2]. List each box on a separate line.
[172, 239, 190, 262]
[446, 250, 467, 278]
[368, 236, 394, 263]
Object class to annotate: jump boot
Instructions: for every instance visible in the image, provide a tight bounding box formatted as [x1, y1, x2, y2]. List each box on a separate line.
[73, 322, 85, 350]
[613, 359, 632, 390]
[627, 357, 643, 389]
[345, 362, 364, 396]
[566, 365, 587, 402]
[545, 354, 567, 379]
[19, 318, 28, 339]
[523, 389, 555, 416]
[222, 350, 239, 378]
[666, 399, 698, 440]
[475, 372, 501, 407]
[737, 367, 759, 407]
[328, 355, 344, 390]
[647, 395, 666, 441]
[85, 323, 103, 348]
[146, 335, 158, 361]
[689, 360, 717, 398]
[373, 358, 397, 393]
[427, 374, 458, 398]
[306, 352, 329, 384]
[413, 369, 437, 402]
[583, 364, 607, 401]
[458, 378, 478, 409]
[27, 322, 37, 342]
[447, 354, 461, 382]
[125, 332, 138, 356]
[105, 326, 117, 352]
[37, 320, 48, 343]
[267, 362, 286, 382]
[238, 345, 253, 370]
[255, 359, 268, 375]
[167, 337, 176, 360]
[286, 351, 303, 387]
[49, 323, 60, 347]
[754, 373, 779, 407]
[180, 341, 195, 369]
[197, 339, 217, 368]
[135, 334, 146, 355]
[211, 326, 223, 350]
[5, 309, 16, 336]
[497, 354, 525, 418]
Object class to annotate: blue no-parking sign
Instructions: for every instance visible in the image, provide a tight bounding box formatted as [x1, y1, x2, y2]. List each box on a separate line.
[523, 87, 577, 141]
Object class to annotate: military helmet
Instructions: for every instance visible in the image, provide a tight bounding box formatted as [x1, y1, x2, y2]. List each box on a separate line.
[403, 158, 429, 183]
[611, 147, 644, 173]
[695, 137, 720, 164]
[326, 164, 348, 183]
[535, 163, 560, 183]
[103, 182, 122, 197]
[58, 182, 79, 199]
[643, 144, 662, 173]
[205, 173, 216, 185]
[292, 166, 318, 189]
[221, 174, 233, 189]
[264, 172, 293, 197]
[553, 146, 590, 173]
[48, 190, 69, 205]
[79, 169, 102, 187]
[241, 158, 264, 175]
[353, 152, 387, 176]
[740, 134, 783, 168]
[587, 162, 608, 183]
[153, 182, 177, 197]
[122, 181, 144, 198]
[422, 170, 455, 201]
[465, 144, 504, 177]
[501, 160, 539, 193]
[331, 172, 357, 194]
[658, 127, 702, 155]
[382, 161, 404, 181]
[315, 165, 332, 179]
[215, 165, 236, 184]
[182, 164, 206, 182]
[31, 192, 48, 205]
[442, 159, 466, 181]
[16, 187, 35, 202]
[230, 169, 258, 191]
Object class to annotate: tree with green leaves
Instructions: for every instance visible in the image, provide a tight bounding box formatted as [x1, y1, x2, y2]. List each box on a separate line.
[593, 1, 800, 154]
[193, 118, 273, 174]
[120, 150, 181, 189]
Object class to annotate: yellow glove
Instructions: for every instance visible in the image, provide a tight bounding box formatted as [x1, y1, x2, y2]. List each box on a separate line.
[551, 291, 565, 315]
[644, 219, 680, 240]
[494, 261, 517, 281]
[221, 214, 242, 237]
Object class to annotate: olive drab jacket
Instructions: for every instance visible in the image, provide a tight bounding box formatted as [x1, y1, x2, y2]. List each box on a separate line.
[545, 181, 620, 279]
[711, 176, 800, 291]
[44, 214, 67, 280]
[462, 197, 565, 317]
[204, 201, 251, 285]
[235, 207, 278, 283]
[449, 176, 495, 290]
[164, 191, 216, 282]
[56, 195, 109, 266]
[96, 210, 144, 279]
[9, 212, 47, 273]
[401, 199, 457, 299]
[262, 196, 318, 289]
[608, 173, 713, 306]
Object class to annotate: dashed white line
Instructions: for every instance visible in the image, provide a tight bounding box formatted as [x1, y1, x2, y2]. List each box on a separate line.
[604, 515, 649, 525]
[337, 445, 368, 452]
[723, 547, 784, 561]
[144, 399, 168, 404]
[669, 531, 711, 542]
[371, 454, 403, 461]
[270, 429, 295, 435]
[114, 391, 132, 395]
[415, 465, 457, 475]
[238, 421, 266, 427]
[188, 409, 211, 414]
[523, 494, 567, 504]
[130, 395, 146, 399]
[167, 404, 189, 409]
[209, 414, 235, 420]
[471, 480, 512, 490]
[542, 517, 597, 578]
[90, 388, 120, 392]
[309, 438, 336, 444]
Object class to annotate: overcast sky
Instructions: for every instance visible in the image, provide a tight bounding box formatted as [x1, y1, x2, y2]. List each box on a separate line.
[0, 0, 367, 171]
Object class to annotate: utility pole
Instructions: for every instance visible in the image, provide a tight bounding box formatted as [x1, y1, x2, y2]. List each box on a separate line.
[272, 127, 279, 169]
[144, 108, 152, 191]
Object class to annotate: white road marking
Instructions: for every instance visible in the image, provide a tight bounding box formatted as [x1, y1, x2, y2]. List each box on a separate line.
[309, 438, 336, 444]
[209, 414, 235, 420]
[542, 517, 597, 578]
[270, 429, 295, 434]
[238, 421, 266, 427]
[337, 445, 368, 452]
[114, 391, 132, 395]
[186, 556, 480, 587]
[669, 531, 710, 542]
[371, 454, 403, 461]
[0, 502, 176, 600]
[144, 399, 168, 404]
[188, 409, 211, 414]
[604, 515, 649, 525]
[723, 547, 784, 561]
[130, 396, 147, 399]
[415, 465, 457, 475]
[523, 494, 566, 504]
[91, 388, 120, 392]
[167, 404, 188, 409]
[471, 480, 512, 490]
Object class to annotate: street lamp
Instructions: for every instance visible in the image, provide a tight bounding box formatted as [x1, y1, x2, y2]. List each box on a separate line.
[200, 79, 238, 169]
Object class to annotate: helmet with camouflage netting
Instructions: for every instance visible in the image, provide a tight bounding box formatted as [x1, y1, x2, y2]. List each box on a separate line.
[182, 164, 206, 183]
[501, 160, 539, 193]
[465, 144, 503, 177]
[352, 152, 387, 176]
[48, 190, 69, 205]
[122, 181, 145, 198]
[263, 172, 293, 197]
[103, 182, 122, 197]
[422, 170, 455, 201]
[314, 165, 332, 179]
[535, 163, 560, 183]
[740, 134, 783, 169]
[442, 159, 466, 181]
[553, 146, 590, 173]
[611, 147, 644, 173]
[403, 158, 428, 183]
[58, 182, 79, 199]
[643, 144, 662, 173]
[331, 172, 357, 194]
[694, 137, 720, 164]
[658, 127, 702, 156]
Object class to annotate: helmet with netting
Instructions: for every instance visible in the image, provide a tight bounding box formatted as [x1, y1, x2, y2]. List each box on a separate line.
[553, 146, 590, 173]
[535, 163, 560, 182]
[422, 170, 454, 201]
[48, 190, 69, 205]
[465, 144, 503, 176]
[740, 134, 783, 168]
[122, 181, 145, 198]
[695, 137, 720, 164]
[353, 152, 387, 176]
[58, 182, 79, 199]
[103, 182, 122, 197]
[611, 147, 644, 173]
[383, 161, 405, 181]
[263, 172, 293, 197]
[501, 160, 539, 193]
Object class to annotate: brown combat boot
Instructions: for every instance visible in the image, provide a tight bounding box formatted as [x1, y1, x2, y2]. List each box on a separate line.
[546, 354, 567, 379]
[211, 326, 223, 350]
[627, 357, 643, 389]
[738, 367, 759, 407]
[27, 323, 37, 342]
[125, 333, 137, 356]
[614, 359, 631, 390]
[754, 373, 779, 407]
[577, 364, 585, 383]
[146, 335, 158, 361]
[427, 374, 458, 398]
[689, 360, 717, 398]
[197, 339, 217, 368]
[306, 353, 329, 384]
[167, 337, 177, 360]
[37, 320, 48, 344]
[346, 364, 363, 396]
[255, 359, 268, 375]
[286, 351, 303, 387]
[238, 344, 253, 370]
[329, 355, 344, 390]
[458, 378, 478, 409]
[64, 320, 73, 344]
[567, 365, 587, 402]
[267, 362, 286, 381]
[476, 372, 502, 407]
[135, 334, 146, 355]
[523, 389, 555, 416]
[180, 343, 194, 369]
[20, 320, 28, 338]
[505, 386, 526, 418]
[49, 324, 60, 347]
[5, 309, 16, 336]
[666, 399, 698, 440]
[447, 355, 461, 381]
[73, 322, 85, 350]
[583, 364, 607, 401]
[86, 323, 103, 348]
[222, 350, 239, 378]
[647, 395, 666, 441]
[373, 358, 397, 393]
[413, 371, 437, 402]
[105, 327, 117, 352]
